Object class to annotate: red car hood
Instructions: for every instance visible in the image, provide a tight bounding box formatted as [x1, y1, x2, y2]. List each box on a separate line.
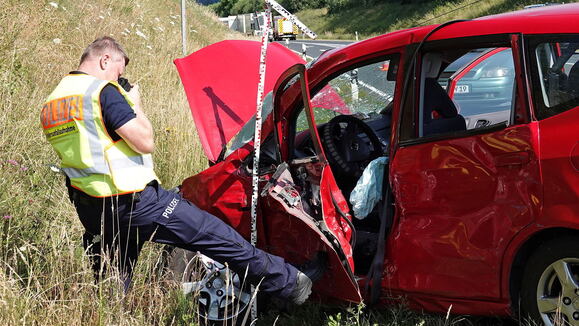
[174, 40, 304, 162]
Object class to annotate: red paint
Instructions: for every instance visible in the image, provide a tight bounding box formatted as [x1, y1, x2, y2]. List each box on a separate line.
[178, 3, 579, 318]
[174, 41, 304, 162]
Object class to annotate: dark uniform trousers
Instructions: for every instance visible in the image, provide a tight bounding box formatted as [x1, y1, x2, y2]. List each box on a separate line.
[71, 181, 298, 299]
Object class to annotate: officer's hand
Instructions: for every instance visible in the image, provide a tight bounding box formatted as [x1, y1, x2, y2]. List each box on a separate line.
[127, 84, 142, 108]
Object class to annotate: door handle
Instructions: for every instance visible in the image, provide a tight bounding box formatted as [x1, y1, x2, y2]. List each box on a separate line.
[495, 151, 531, 167]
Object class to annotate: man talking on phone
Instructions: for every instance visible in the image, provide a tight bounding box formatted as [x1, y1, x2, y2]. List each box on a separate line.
[40, 36, 314, 305]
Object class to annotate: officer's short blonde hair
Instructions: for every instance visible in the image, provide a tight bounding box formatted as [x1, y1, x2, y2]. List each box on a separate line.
[80, 36, 129, 66]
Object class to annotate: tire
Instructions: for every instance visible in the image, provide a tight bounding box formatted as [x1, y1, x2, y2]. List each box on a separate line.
[520, 237, 579, 326]
[166, 248, 254, 326]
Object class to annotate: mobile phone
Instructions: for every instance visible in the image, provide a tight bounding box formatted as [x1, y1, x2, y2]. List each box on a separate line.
[117, 77, 132, 92]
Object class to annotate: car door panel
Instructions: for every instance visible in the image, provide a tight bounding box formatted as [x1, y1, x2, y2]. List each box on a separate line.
[260, 164, 361, 302]
[390, 123, 540, 299]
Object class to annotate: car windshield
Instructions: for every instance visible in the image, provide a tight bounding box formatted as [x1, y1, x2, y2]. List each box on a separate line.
[297, 59, 398, 132]
[225, 91, 274, 157]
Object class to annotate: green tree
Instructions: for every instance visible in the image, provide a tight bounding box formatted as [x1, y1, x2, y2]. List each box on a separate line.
[213, 0, 236, 16]
[231, 0, 262, 15]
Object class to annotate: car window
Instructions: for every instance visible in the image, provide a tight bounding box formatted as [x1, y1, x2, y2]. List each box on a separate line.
[296, 58, 398, 133]
[532, 40, 579, 120]
[418, 47, 515, 137]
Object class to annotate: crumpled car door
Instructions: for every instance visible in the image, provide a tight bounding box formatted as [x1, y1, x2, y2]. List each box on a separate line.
[258, 64, 361, 302]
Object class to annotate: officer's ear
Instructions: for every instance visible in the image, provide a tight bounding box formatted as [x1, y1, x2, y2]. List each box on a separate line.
[99, 53, 111, 71]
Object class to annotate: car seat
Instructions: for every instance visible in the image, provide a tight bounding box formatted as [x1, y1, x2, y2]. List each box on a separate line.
[421, 52, 466, 136]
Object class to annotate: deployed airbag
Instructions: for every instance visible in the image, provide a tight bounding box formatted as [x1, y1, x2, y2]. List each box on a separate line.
[349, 157, 388, 219]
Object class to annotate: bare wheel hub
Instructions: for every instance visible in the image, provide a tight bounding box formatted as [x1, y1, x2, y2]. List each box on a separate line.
[180, 253, 252, 322]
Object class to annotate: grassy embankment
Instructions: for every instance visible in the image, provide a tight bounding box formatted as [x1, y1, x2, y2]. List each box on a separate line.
[0, 0, 239, 324]
[296, 0, 574, 40]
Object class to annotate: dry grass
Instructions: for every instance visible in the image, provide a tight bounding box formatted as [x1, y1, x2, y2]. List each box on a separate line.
[0, 0, 237, 324]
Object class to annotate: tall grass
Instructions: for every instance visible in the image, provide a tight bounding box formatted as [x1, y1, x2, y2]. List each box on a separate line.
[0, 0, 236, 324]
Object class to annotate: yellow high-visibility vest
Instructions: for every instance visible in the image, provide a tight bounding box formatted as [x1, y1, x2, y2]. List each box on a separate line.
[41, 74, 159, 197]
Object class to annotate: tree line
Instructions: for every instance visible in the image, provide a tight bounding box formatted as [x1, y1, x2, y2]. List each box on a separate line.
[212, 0, 431, 16]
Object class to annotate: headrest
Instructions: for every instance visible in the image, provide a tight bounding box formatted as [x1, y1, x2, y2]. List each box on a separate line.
[568, 60, 579, 94]
[422, 52, 442, 79]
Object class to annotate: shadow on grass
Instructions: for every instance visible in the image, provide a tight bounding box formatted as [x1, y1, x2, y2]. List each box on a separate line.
[256, 302, 520, 326]
[315, 0, 568, 38]
[322, 1, 461, 35]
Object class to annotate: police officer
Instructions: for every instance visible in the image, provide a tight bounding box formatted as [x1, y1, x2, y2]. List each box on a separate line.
[40, 36, 312, 304]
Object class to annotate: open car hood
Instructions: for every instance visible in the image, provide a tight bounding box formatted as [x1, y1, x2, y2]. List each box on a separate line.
[174, 40, 304, 162]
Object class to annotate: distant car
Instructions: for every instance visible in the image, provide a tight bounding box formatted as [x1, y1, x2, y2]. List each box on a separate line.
[173, 4, 579, 325]
[439, 47, 515, 129]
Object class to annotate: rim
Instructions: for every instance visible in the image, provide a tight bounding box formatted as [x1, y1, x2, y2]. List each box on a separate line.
[181, 253, 252, 322]
[537, 258, 579, 326]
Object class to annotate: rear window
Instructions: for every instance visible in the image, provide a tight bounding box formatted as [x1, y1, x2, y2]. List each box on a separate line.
[532, 39, 579, 119]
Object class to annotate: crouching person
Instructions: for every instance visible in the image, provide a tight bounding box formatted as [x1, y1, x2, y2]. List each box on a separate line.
[40, 36, 313, 305]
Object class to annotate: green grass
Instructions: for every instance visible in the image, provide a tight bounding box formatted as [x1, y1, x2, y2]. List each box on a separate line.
[296, 0, 576, 40]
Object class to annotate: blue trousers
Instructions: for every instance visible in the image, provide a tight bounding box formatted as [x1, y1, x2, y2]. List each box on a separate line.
[71, 181, 298, 299]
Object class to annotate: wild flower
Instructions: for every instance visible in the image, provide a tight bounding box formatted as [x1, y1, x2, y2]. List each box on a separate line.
[3, 215, 12, 220]
[20, 166, 28, 171]
[53, 38, 61, 44]
[6, 159, 18, 166]
[48, 2, 58, 9]
[136, 29, 148, 40]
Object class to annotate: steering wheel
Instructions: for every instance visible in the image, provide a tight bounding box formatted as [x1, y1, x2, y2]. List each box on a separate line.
[321, 115, 383, 182]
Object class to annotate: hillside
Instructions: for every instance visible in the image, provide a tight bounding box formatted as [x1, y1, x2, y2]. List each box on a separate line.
[0, 0, 237, 324]
[296, 0, 572, 39]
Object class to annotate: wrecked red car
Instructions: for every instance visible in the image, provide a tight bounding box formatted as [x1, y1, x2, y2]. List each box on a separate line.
[173, 4, 579, 325]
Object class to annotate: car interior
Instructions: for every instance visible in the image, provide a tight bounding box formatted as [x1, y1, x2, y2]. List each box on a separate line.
[281, 46, 520, 274]
[233, 42, 554, 275]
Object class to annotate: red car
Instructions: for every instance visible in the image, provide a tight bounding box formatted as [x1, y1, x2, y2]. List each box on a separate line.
[173, 4, 579, 325]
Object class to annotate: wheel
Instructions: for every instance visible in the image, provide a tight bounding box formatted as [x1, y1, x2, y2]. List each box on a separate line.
[321, 115, 383, 185]
[520, 237, 579, 326]
[167, 248, 253, 325]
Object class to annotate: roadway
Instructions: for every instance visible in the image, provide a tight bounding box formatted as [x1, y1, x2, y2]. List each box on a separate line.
[275, 39, 353, 60]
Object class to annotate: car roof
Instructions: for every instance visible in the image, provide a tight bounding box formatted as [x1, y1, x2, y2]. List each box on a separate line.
[308, 3, 579, 86]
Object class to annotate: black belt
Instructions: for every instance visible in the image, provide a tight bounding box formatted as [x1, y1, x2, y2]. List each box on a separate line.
[68, 180, 157, 207]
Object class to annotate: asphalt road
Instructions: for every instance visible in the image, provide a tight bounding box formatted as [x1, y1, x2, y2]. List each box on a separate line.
[275, 39, 353, 60]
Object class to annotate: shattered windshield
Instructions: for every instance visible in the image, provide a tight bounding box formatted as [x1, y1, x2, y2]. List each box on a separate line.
[297, 58, 398, 132]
